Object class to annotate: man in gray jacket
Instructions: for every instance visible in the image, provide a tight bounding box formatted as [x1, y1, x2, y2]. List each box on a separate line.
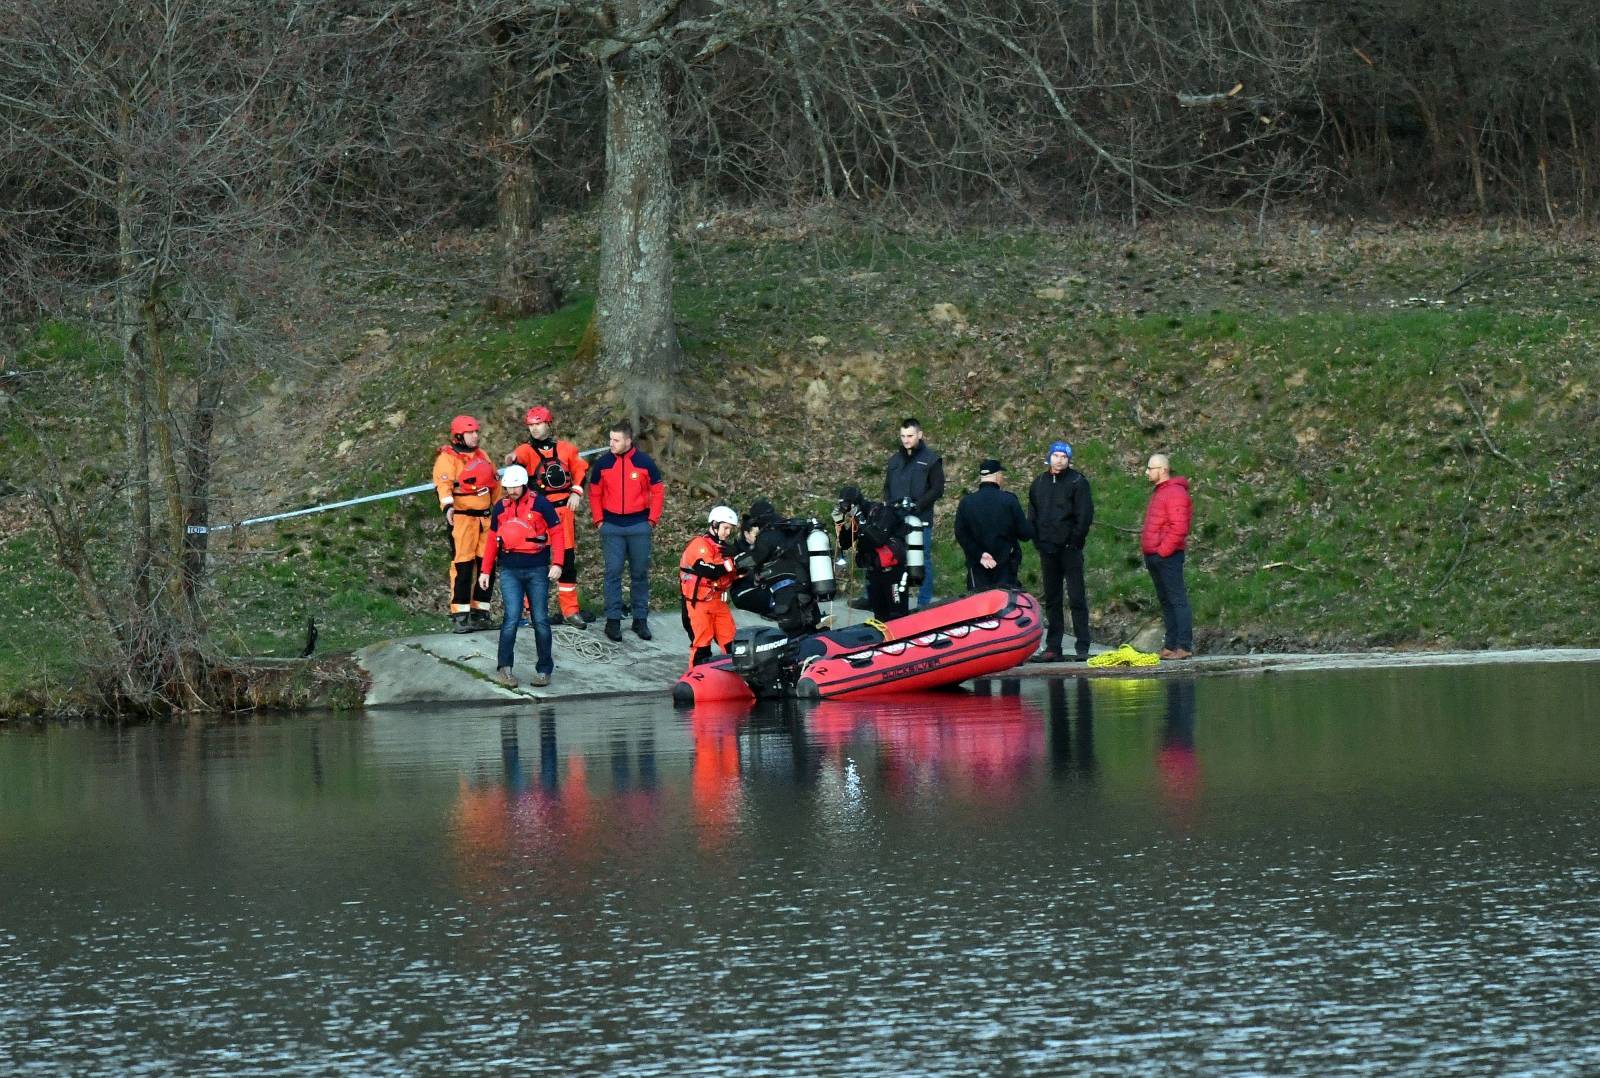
[1028, 441, 1094, 663]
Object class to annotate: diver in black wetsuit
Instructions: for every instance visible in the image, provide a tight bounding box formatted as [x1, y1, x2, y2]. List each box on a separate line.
[833, 485, 916, 621]
[729, 500, 823, 636]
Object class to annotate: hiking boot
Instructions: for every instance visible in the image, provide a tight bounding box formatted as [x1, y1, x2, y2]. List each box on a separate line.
[494, 666, 518, 688]
[529, 672, 550, 688]
[566, 611, 587, 630]
[451, 613, 471, 634]
[632, 619, 653, 641]
[470, 610, 496, 631]
[1029, 650, 1063, 665]
[604, 619, 623, 643]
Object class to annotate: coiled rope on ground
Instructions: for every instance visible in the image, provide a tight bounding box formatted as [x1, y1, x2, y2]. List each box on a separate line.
[552, 624, 623, 663]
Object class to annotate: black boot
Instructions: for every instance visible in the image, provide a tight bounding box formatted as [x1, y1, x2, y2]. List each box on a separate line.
[604, 619, 623, 643]
[451, 613, 471, 634]
[632, 619, 653, 641]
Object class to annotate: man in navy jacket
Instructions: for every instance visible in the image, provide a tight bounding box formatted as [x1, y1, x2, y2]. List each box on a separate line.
[1028, 441, 1094, 663]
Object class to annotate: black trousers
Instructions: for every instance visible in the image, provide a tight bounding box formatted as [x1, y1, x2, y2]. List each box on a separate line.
[865, 570, 907, 622]
[966, 559, 1020, 591]
[1038, 544, 1089, 656]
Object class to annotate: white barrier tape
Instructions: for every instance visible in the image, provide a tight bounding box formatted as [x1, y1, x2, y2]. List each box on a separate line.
[186, 446, 606, 535]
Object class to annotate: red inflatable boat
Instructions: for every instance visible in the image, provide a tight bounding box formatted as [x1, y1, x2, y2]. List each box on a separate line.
[672, 589, 1043, 705]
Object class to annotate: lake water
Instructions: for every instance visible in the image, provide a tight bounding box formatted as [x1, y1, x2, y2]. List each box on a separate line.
[3, 663, 1599, 1074]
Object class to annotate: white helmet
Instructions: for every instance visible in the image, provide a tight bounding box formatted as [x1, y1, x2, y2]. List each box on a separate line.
[708, 505, 739, 528]
[501, 464, 530, 488]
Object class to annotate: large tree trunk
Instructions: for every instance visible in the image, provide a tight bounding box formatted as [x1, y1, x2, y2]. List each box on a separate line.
[596, 35, 680, 421]
[486, 20, 558, 318]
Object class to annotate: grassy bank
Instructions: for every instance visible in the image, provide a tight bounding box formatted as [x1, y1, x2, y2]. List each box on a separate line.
[3, 217, 1597, 714]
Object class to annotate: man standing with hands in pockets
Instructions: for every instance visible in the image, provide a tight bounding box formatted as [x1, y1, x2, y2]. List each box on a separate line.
[1141, 452, 1194, 660]
[1028, 441, 1094, 664]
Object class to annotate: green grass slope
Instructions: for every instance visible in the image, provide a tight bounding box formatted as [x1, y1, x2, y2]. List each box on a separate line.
[3, 218, 1598, 713]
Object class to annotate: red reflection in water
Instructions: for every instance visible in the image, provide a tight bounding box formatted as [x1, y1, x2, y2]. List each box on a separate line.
[1157, 680, 1201, 827]
[451, 739, 601, 892]
[689, 702, 747, 849]
[809, 689, 1045, 804]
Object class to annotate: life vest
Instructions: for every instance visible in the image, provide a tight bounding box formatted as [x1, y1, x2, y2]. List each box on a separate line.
[494, 494, 554, 557]
[680, 533, 733, 603]
[441, 448, 497, 497]
[514, 438, 587, 506]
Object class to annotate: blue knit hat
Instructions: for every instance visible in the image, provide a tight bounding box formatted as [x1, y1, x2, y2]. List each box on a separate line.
[1048, 440, 1073, 461]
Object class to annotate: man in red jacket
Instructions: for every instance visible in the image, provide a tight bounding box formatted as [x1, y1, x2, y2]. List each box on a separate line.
[588, 419, 665, 642]
[1141, 453, 1194, 659]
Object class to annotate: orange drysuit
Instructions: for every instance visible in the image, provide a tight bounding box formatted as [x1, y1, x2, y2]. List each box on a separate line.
[511, 438, 589, 619]
[679, 532, 737, 667]
[433, 444, 501, 614]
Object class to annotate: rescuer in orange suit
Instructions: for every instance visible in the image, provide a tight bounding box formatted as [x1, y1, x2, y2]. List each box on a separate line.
[507, 405, 590, 629]
[679, 505, 741, 667]
[433, 414, 501, 632]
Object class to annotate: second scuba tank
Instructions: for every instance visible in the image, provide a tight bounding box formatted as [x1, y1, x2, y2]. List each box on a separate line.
[806, 522, 837, 602]
[902, 510, 926, 587]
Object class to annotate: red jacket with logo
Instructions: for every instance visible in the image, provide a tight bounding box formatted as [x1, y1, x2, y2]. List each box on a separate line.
[481, 491, 568, 574]
[1141, 476, 1192, 557]
[588, 447, 664, 527]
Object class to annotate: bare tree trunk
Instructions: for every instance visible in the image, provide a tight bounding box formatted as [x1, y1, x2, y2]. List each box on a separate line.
[181, 342, 225, 617]
[597, 34, 680, 421]
[115, 110, 154, 624]
[486, 20, 558, 318]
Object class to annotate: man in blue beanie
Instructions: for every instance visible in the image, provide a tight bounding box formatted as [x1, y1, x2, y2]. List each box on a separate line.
[1027, 441, 1095, 663]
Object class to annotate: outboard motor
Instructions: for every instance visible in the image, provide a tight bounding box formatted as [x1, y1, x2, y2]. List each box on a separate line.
[805, 521, 836, 602]
[903, 509, 926, 588]
[729, 626, 798, 697]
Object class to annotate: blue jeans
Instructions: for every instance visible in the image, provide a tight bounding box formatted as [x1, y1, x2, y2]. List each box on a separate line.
[498, 565, 553, 674]
[1145, 551, 1193, 651]
[600, 520, 652, 622]
[918, 519, 934, 606]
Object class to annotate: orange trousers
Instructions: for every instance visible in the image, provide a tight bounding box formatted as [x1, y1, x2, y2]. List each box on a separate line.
[447, 511, 493, 614]
[686, 597, 736, 666]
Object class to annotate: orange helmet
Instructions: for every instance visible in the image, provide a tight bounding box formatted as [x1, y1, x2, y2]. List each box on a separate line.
[450, 415, 480, 436]
[525, 405, 553, 425]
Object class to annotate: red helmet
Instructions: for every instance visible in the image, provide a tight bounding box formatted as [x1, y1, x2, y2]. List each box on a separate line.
[525, 405, 553, 425]
[450, 415, 479, 436]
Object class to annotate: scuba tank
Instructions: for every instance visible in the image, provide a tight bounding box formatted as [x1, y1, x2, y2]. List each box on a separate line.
[805, 520, 836, 602]
[902, 506, 926, 587]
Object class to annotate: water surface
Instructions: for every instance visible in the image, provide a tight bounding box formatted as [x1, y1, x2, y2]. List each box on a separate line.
[3, 663, 1599, 1074]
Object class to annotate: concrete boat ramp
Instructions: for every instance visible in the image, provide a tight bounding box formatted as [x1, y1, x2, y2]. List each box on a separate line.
[355, 614, 1600, 709]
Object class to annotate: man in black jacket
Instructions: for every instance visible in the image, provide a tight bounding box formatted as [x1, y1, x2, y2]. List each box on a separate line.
[954, 459, 1033, 590]
[882, 417, 944, 607]
[1028, 441, 1095, 663]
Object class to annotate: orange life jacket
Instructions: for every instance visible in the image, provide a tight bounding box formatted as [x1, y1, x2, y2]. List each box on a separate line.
[433, 446, 499, 511]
